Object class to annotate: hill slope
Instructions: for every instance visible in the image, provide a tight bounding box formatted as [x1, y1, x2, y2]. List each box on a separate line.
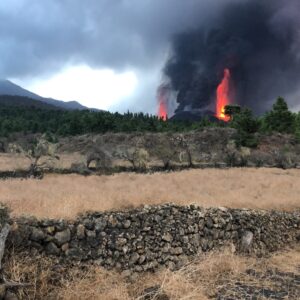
[0, 95, 64, 110]
[0, 79, 88, 110]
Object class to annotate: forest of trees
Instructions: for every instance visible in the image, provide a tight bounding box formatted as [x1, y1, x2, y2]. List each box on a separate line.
[0, 96, 300, 147]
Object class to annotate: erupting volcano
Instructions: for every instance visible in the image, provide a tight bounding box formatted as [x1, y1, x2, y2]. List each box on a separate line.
[162, 1, 300, 121]
[216, 69, 231, 122]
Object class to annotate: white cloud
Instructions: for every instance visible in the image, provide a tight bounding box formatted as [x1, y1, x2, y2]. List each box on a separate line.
[22, 65, 138, 110]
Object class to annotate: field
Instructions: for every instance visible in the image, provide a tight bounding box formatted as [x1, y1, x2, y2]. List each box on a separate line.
[0, 153, 84, 171]
[1, 168, 300, 218]
[1, 167, 300, 299]
[4, 245, 300, 299]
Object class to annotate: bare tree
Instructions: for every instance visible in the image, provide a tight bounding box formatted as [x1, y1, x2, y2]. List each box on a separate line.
[113, 136, 150, 172]
[118, 147, 150, 171]
[8, 135, 59, 176]
[27, 137, 59, 175]
[86, 147, 112, 171]
[152, 134, 178, 169]
[174, 135, 194, 168]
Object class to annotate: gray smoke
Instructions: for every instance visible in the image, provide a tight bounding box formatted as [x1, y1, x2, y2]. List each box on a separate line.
[1, 0, 299, 114]
[0, 0, 236, 78]
[164, 0, 300, 116]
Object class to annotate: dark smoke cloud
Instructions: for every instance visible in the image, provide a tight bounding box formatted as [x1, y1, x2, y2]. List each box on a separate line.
[165, 0, 300, 115]
[0, 0, 299, 113]
[0, 0, 235, 79]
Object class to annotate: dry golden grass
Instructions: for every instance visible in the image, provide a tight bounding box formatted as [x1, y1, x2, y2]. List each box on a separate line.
[0, 153, 84, 171]
[4, 246, 299, 300]
[2, 155, 299, 299]
[268, 246, 300, 273]
[0, 154, 30, 171]
[0, 168, 300, 218]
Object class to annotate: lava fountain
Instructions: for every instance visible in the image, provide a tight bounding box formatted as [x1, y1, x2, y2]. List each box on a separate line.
[157, 84, 169, 121]
[158, 101, 167, 121]
[216, 68, 231, 122]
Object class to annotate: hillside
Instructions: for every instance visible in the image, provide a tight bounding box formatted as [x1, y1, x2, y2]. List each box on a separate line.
[0, 79, 88, 110]
[0, 95, 63, 110]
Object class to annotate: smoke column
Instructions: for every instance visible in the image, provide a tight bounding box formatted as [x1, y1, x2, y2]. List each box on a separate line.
[163, 0, 300, 118]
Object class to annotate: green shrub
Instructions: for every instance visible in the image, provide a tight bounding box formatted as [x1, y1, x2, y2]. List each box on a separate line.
[230, 108, 259, 148]
[295, 113, 300, 142]
[262, 97, 295, 133]
[224, 104, 241, 121]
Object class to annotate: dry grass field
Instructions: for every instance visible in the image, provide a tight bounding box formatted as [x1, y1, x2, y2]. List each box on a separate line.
[0, 153, 84, 171]
[4, 245, 300, 299]
[1, 167, 299, 299]
[0, 154, 31, 171]
[1, 168, 300, 218]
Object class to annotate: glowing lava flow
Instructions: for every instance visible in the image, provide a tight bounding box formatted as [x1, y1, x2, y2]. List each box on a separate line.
[216, 68, 231, 122]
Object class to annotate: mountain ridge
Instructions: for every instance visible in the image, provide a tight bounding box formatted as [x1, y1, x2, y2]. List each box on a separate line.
[0, 79, 90, 110]
[0, 95, 66, 110]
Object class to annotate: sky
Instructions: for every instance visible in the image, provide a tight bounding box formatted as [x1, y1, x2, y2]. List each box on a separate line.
[0, 0, 239, 112]
[1, 0, 299, 113]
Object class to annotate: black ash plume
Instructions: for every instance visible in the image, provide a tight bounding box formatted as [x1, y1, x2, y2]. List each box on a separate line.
[164, 0, 300, 115]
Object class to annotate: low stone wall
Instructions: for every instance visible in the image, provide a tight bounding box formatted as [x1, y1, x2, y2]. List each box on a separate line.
[8, 204, 300, 272]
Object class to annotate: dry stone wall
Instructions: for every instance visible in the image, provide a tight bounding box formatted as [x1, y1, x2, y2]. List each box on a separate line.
[8, 204, 300, 272]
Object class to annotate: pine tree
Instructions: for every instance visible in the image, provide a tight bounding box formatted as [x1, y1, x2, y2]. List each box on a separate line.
[263, 97, 295, 133]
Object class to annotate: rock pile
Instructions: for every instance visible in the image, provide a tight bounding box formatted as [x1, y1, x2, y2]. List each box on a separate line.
[8, 204, 300, 272]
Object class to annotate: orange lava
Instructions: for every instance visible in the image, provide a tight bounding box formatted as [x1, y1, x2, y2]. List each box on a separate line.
[157, 85, 168, 121]
[216, 68, 231, 122]
[158, 101, 167, 121]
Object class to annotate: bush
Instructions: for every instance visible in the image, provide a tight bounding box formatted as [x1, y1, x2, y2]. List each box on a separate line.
[249, 151, 271, 167]
[116, 146, 149, 172]
[273, 151, 289, 169]
[0, 203, 10, 227]
[224, 104, 241, 121]
[295, 112, 300, 142]
[234, 131, 258, 148]
[174, 135, 194, 167]
[152, 135, 178, 169]
[231, 108, 260, 133]
[132, 148, 150, 171]
[225, 151, 239, 167]
[70, 162, 91, 175]
[0, 141, 5, 153]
